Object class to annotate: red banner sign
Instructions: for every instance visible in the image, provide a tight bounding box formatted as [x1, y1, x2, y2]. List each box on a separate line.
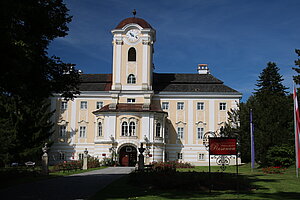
[209, 138, 237, 155]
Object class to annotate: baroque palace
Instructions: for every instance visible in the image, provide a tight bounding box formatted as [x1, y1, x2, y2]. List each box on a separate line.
[50, 16, 242, 166]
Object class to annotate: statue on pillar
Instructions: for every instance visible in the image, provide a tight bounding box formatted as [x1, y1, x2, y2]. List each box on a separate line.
[138, 143, 145, 171]
[41, 143, 49, 175]
[83, 148, 88, 170]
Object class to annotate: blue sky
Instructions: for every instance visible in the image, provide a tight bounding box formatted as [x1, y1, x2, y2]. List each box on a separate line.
[48, 0, 300, 101]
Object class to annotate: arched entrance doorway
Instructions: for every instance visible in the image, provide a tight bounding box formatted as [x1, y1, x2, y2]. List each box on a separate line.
[119, 145, 137, 167]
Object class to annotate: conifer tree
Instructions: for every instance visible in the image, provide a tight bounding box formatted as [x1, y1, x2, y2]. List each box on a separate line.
[0, 0, 80, 166]
[251, 62, 292, 165]
[293, 49, 300, 85]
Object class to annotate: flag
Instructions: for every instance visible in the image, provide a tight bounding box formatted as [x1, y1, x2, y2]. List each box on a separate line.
[250, 109, 255, 170]
[293, 87, 300, 174]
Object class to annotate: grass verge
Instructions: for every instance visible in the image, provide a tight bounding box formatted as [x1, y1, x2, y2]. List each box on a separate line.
[90, 164, 300, 200]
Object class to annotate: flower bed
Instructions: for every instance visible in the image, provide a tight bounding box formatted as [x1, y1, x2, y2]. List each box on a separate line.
[52, 156, 100, 172]
[262, 166, 287, 174]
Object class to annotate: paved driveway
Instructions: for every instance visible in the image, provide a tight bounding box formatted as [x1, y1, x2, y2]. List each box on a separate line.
[0, 167, 134, 200]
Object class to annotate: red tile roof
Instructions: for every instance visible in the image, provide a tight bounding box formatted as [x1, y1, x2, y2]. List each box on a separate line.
[115, 17, 152, 29]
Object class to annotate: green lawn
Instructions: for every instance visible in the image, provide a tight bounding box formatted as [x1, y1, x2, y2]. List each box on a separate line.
[90, 164, 300, 200]
[0, 166, 107, 189]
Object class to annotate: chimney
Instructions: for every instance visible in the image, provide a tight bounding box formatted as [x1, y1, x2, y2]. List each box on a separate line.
[197, 64, 210, 74]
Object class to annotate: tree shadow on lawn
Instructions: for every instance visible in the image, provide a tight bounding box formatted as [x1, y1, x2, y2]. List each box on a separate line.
[95, 172, 300, 200]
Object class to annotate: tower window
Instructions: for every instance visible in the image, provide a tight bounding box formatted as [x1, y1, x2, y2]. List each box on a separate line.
[128, 47, 136, 61]
[127, 74, 136, 84]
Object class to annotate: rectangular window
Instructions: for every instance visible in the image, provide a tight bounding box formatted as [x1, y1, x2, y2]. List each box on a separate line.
[59, 152, 65, 160]
[197, 127, 204, 139]
[127, 98, 136, 103]
[78, 153, 84, 160]
[177, 102, 184, 110]
[198, 153, 205, 160]
[162, 102, 169, 110]
[220, 102, 226, 111]
[165, 152, 169, 161]
[59, 125, 66, 137]
[61, 101, 68, 110]
[79, 126, 86, 138]
[96, 101, 103, 109]
[177, 127, 184, 139]
[80, 101, 88, 109]
[177, 153, 183, 160]
[197, 102, 204, 110]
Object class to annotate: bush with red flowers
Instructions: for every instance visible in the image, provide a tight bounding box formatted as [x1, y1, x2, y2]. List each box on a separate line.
[262, 166, 287, 174]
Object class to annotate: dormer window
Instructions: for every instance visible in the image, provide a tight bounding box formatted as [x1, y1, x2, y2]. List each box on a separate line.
[127, 74, 136, 84]
[128, 47, 136, 61]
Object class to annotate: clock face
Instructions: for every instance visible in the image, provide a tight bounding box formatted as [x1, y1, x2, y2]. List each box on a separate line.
[126, 29, 140, 43]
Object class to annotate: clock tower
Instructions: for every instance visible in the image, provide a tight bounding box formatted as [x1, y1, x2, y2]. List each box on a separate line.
[110, 17, 156, 109]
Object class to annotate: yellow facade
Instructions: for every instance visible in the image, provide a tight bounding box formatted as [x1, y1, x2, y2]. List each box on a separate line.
[50, 17, 242, 166]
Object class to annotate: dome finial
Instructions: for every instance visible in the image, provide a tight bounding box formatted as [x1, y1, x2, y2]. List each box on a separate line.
[132, 9, 136, 18]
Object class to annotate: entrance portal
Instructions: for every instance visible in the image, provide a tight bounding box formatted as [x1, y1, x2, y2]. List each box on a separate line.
[119, 145, 137, 167]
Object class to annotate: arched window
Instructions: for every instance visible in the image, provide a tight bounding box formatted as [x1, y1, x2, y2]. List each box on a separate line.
[98, 122, 102, 136]
[156, 123, 161, 137]
[128, 47, 136, 61]
[122, 122, 128, 136]
[129, 122, 135, 136]
[127, 74, 136, 84]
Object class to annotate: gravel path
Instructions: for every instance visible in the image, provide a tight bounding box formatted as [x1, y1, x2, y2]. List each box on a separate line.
[0, 167, 134, 200]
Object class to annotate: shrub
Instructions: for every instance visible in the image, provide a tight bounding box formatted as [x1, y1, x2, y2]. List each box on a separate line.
[52, 156, 100, 172]
[265, 144, 294, 167]
[262, 166, 287, 174]
[149, 161, 194, 173]
[87, 156, 100, 168]
[100, 157, 114, 166]
[53, 160, 81, 172]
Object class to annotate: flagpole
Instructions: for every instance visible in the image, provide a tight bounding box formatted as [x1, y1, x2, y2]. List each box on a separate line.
[250, 109, 255, 172]
[293, 85, 299, 178]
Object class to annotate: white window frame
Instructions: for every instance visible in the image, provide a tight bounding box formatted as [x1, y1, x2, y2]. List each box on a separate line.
[162, 102, 169, 110]
[156, 123, 161, 137]
[121, 121, 128, 136]
[127, 98, 136, 103]
[79, 126, 86, 138]
[80, 101, 88, 109]
[220, 102, 226, 111]
[129, 121, 136, 136]
[61, 101, 68, 110]
[59, 152, 65, 160]
[59, 125, 67, 137]
[198, 153, 205, 160]
[96, 101, 103, 109]
[197, 127, 204, 139]
[127, 74, 136, 84]
[177, 102, 184, 110]
[197, 102, 204, 110]
[177, 152, 183, 160]
[177, 127, 184, 139]
[98, 122, 102, 137]
[78, 153, 84, 160]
